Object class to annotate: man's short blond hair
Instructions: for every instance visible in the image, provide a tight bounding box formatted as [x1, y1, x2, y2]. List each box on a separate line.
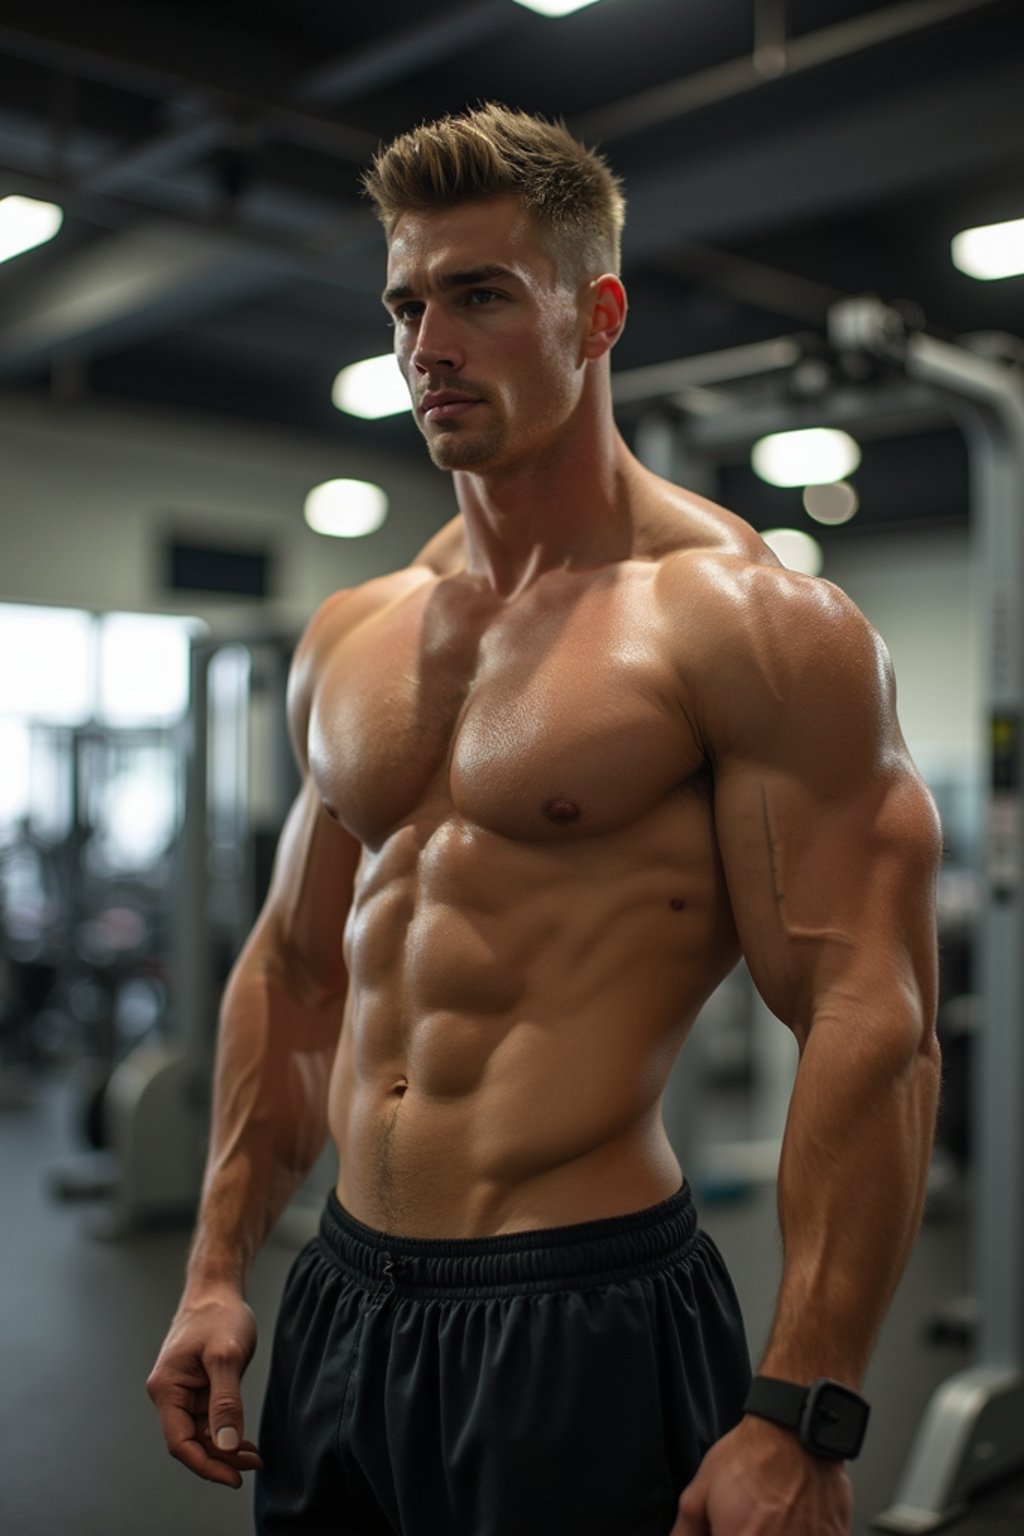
[361, 102, 626, 287]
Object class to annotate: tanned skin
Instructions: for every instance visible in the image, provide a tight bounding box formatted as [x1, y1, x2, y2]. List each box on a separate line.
[147, 196, 941, 1535]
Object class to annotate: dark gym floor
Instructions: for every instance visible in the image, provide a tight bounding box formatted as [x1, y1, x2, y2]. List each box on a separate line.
[1, 1073, 1022, 1536]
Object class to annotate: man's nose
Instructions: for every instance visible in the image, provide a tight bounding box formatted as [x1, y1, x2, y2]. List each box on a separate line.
[411, 304, 464, 375]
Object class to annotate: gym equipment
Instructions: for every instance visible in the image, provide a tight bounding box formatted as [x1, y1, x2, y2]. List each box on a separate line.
[62, 633, 297, 1234]
[0, 722, 174, 1132]
[618, 298, 1024, 1530]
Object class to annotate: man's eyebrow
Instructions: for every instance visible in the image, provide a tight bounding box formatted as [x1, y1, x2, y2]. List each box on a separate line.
[381, 265, 519, 306]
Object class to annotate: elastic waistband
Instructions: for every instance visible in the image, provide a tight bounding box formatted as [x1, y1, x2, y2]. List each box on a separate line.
[315, 1184, 698, 1298]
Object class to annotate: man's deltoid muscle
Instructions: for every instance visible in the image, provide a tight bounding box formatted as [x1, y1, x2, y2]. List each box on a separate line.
[147, 103, 942, 1536]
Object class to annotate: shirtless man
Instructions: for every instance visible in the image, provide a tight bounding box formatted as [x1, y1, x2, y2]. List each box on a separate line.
[147, 105, 941, 1536]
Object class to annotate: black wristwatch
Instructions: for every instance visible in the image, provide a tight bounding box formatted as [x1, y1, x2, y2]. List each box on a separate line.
[743, 1376, 870, 1461]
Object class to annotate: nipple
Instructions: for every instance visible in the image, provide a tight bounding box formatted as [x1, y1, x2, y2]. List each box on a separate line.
[669, 898, 687, 912]
[543, 797, 581, 825]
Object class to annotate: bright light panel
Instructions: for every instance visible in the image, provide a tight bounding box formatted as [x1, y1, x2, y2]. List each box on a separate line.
[762, 528, 824, 577]
[752, 428, 861, 488]
[511, 0, 604, 13]
[952, 217, 1024, 281]
[305, 480, 389, 538]
[98, 612, 204, 725]
[0, 195, 64, 264]
[332, 354, 410, 419]
[0, 603, 93, 722]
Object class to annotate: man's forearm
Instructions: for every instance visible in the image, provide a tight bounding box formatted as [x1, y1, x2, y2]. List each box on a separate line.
[186, 951, 343, 1294]
[759, 1007, 941, 1388]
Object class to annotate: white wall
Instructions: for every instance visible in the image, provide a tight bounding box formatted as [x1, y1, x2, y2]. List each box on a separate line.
[0, 394, 456, 635]
[821, 525, 979, 783]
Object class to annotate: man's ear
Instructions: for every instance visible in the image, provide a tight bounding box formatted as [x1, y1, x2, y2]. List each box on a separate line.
[580, 274, 628, 361]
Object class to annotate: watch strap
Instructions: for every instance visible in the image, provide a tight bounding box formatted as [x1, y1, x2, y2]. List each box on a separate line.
[743, 1374, 870, 1460]
[743, 1376, 808, 1430]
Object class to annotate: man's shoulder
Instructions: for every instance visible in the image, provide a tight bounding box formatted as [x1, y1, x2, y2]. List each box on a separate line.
[652, 514, 871, 668]
[650, 516, 890, 745]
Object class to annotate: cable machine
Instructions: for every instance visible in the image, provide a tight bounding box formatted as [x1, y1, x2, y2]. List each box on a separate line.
[616, 296, 1024, 1530]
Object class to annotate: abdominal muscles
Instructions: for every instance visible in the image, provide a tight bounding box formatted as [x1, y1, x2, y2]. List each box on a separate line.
[328, 795, 740, 1236]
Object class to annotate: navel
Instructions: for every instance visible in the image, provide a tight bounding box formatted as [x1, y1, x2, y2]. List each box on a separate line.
[669, 898, 687, 912]
[543, 797, 581, 825]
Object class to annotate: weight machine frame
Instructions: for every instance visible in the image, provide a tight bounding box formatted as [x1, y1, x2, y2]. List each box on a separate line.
[100, 633, 297, 1234]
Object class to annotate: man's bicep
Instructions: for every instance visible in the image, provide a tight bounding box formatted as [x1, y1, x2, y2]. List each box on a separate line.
[701, 572, 941, 1041]
[243, 775, 361, 1007]
[712, 760, 819, 1035]
[713, 745, 940, 1048]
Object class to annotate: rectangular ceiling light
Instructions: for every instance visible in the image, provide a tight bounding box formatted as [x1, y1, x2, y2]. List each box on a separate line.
[952, 216, 1024, 281]
[0, 195, 64, 263]
[511, 0, 605, 15]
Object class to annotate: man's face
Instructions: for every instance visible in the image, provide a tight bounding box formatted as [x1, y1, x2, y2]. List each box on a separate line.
[383, 198, 586, 474]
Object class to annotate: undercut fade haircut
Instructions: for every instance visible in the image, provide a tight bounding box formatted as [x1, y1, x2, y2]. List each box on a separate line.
[361, 102, 626, 288]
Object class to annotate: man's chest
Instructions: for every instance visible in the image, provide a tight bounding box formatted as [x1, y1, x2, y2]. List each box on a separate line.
[307, 569, 706, 848]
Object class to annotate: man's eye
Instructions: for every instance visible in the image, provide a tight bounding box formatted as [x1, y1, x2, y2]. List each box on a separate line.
[392, 303, 423, 324]
[467, 289, 501, 306]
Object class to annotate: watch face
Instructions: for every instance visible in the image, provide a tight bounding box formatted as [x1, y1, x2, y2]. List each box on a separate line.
[806, 1383, 870, 1459]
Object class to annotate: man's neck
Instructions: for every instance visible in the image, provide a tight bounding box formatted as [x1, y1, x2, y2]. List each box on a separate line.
[453, 416, 644, 600]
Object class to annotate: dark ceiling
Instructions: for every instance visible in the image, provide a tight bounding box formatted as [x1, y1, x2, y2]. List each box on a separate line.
[1, 0, 1023, 532]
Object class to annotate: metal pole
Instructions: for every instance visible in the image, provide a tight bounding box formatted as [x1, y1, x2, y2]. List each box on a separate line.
[175, 638, 214, 1077]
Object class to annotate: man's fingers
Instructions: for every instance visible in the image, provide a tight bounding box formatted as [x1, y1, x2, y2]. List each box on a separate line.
[167, 1423, 262, 1487]
[151, 1400, 245, 1488]
[201, 1423, 264, 1469]
[149, 1368, 261, 1489]
[173, 1434, 246, 1488]
[204, 1348, 248, 1457]
[153, 1398, 203, 1464]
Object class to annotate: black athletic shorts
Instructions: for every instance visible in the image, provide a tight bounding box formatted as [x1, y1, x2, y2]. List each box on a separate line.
[254, 1183, 751, 1536]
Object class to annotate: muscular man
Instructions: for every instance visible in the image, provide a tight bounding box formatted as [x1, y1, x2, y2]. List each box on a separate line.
[148, 105, 941, 1536]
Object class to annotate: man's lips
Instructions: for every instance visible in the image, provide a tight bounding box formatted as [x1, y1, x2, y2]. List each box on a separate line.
[419, 390, 482, 421]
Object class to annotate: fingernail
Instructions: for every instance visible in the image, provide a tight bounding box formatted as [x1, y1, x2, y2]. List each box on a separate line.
[216, 1428, 240, 1452]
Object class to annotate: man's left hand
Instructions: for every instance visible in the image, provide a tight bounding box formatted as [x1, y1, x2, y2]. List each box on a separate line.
[671, 1417, 853, 1535]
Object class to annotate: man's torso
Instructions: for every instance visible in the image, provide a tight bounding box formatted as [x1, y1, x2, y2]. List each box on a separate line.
[307, 493, 767, 1236]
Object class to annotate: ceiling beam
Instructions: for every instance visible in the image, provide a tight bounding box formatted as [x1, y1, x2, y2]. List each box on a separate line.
[0, 19, 379, 164]
[622, 49, 1024, 254]
[573, 0, 1009, 144]
[0, 221, 291, 378]
[290, 1, 511, 108]
[0, 154, 381, 275]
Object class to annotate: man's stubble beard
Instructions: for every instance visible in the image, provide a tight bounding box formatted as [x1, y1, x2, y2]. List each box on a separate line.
[424, 423, 504, 473]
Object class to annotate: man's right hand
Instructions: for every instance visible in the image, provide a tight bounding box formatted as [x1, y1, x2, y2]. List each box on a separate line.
[146, 1286, 263, 1489]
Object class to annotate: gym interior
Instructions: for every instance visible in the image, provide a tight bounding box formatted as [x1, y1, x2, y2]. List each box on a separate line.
[1, 2, 1023, 1532]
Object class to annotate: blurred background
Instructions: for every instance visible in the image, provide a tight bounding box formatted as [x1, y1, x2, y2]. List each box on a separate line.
[1, 1, 1022, 1532]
